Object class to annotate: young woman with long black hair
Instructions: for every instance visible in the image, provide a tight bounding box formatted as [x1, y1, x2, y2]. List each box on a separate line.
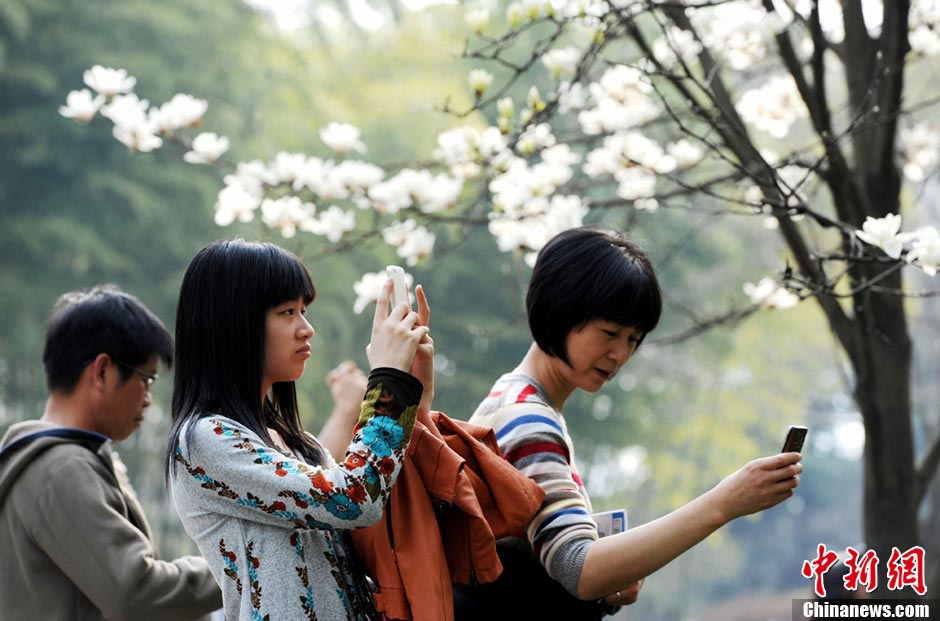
[166, 239, 432, 621]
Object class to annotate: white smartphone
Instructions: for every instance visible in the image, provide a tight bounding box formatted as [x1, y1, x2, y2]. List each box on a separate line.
[386, 265, 412, 309]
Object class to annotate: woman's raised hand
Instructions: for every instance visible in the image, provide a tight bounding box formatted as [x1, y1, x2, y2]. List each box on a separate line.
[711, 452, 803, 521]
[410, 285, 434, 412]
[367, 278, 430, 373]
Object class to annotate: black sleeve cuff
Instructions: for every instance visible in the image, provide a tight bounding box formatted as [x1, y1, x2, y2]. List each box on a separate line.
[367, 367, 423, 420]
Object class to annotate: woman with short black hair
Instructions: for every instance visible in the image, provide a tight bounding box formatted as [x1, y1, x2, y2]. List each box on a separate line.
[166, 238, 433, 621]
[455, 226, 802, 620]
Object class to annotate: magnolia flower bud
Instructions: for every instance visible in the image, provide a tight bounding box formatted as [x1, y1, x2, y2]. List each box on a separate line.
[506, 3, 523, 28]
[468, 69, 494, 95]
[465, 8, 490, 33]
[497, 97, 514, 118]
[527, 86, 545, 112]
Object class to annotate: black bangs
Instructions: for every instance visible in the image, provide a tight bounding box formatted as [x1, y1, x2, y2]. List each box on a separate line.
[258, 243, 316, 308]
[527, 226, 663, 364]
[594, 256, 662, 336]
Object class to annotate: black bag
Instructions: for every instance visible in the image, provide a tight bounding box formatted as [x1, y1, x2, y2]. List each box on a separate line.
[453, 537, 607, 621]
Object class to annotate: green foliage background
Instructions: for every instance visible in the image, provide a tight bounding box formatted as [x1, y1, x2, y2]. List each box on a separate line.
[0, 1, 891, 618]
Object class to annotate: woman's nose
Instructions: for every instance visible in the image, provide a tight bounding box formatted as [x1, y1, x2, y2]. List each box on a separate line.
[299, 316, 314, 338]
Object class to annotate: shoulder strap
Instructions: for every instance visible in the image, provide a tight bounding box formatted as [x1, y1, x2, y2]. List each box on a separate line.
[0, 428, 108, 460]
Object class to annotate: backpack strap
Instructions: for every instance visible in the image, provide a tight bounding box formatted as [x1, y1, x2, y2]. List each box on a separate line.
[0, 428, 108, 460]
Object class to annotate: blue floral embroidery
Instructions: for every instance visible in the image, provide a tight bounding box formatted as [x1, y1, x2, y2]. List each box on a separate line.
[360, 416, 403, 458]
[363, 465, 379, 487]
[325, 493, 363, 520]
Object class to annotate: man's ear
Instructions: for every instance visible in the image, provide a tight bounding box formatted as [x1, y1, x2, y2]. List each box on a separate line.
[87, 353, 111, 391]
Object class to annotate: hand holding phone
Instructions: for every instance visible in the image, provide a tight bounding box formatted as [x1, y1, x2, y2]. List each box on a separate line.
[781, 425, 808, 453]
[386, 265, 412, 310]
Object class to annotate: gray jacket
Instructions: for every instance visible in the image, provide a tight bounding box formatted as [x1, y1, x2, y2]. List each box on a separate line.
[0, 420, 222, 620]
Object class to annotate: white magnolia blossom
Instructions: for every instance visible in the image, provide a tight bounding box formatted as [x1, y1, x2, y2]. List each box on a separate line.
[227, 160, 279, 195]
[183, 132, 230, 164]
[433, 125, 509, 177]
[320, 122, 366, 155]
[667, 139, 704, 169]
[270, 151, 309, 185]
[744, 184, 765, 207]
[488, 194, 588, 264]
[214, 182, 261, 226]
[353, 270, 413, 314]
[301, 205, 356, 243]
[521, 0, 548, 21]
[419, 173, 464, 213]
[516, 123, 556, 155]
[497, 97, 514, 119]
[111, 124, 162, 152]
[856, 213, 904, 259]
[736, 75, 808, 138]
[150, 93, 208, 132]
[465, 8, 490, 32]
[100, 93, 150, 127]
[468, 69, 494, 95]
[332, 160, 385, 193]
[579, 65, 661, 135]
[694, 1, 783, 70]
[910, 1, 940, 56]
[59, 89, 105, 122]
[903, 225, 940, 276]
[615, 167, 658, 201]
[83, 65, 136, 96]
[506, 2, 525, 27]
[583, 130, 675, 186]
[382, 219, 436, 266]
[294, 158, 348, 200]
[260, 196, 314, 239]
[634, 197, 659, 212]
[651, 26, 703, 69]
[541, 144, 580, 167]
[490, 148, 576, 213]
[910, 24, 940, 55]
[366, 169, 461, 214]
[526, 86, 545, 113]
[899, 121, 940, 182]
[542, 46, 582, 78]
[104, 96, 162, 152]
[556, 81, 588, 113]
[744, 277, 800, 309]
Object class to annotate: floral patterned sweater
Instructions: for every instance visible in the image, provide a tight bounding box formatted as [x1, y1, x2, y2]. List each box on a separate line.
[170, 368, 421, 621]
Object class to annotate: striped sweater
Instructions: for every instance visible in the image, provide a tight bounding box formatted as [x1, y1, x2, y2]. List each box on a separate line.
[468, 373, 598, 592]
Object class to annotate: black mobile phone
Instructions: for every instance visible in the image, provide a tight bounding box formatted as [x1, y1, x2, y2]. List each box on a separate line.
[781, 425, 808, 453]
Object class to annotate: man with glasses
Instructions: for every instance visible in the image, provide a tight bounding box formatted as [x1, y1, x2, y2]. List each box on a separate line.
[0, 285, 221, 620]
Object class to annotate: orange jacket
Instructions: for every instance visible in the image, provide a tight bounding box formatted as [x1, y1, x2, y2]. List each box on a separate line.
[349, 409, 545, 621]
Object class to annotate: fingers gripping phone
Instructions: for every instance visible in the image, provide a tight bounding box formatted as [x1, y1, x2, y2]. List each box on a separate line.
[781, 425, 808, 453]
[386, 265, 412, 310]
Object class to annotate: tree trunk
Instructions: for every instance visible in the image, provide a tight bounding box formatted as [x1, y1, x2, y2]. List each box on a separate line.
[849, 279, 921, 597]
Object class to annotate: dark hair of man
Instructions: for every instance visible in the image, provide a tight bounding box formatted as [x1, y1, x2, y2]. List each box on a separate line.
[526, 226, 662, 365]
[166, 238, 326, 479]
[42, 285, 173, 393]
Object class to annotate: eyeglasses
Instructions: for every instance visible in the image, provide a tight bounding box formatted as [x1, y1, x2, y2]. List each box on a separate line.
[113, 360, 158, 389]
